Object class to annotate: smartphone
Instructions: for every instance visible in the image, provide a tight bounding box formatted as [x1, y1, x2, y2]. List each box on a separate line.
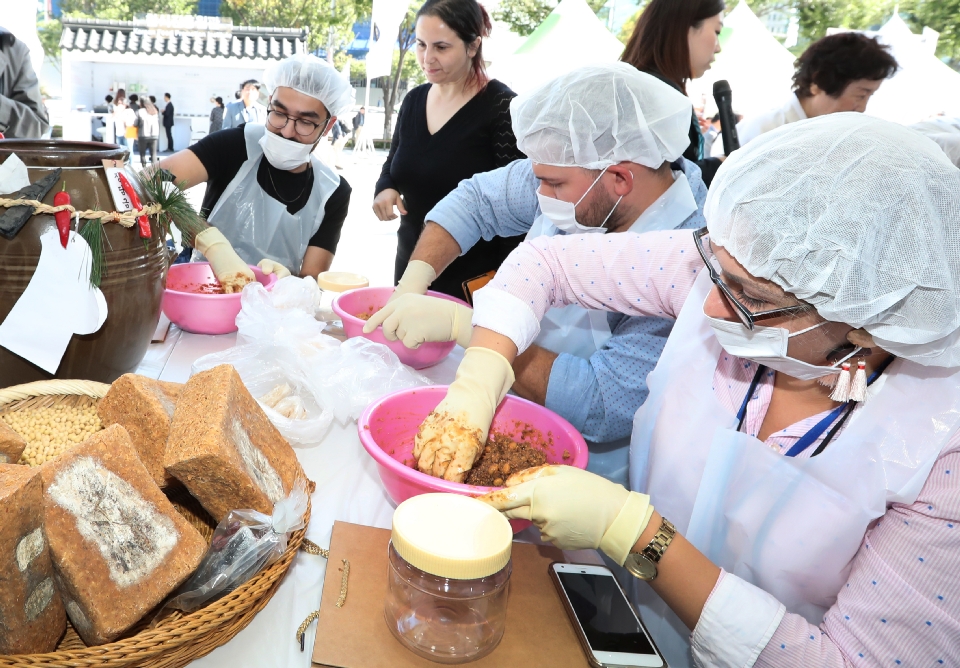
[549, 562, 666, 668]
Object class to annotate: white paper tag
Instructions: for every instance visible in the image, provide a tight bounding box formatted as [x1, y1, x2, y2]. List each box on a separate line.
[103, 162, 134, 214]
[0, 154, 30, 194]
[0, 228, 109, 374]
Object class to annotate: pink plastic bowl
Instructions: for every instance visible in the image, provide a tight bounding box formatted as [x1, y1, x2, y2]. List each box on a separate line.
[358, 386, 589, 532]
[162, 262, 278, 335]
[333, 287, 469, 370]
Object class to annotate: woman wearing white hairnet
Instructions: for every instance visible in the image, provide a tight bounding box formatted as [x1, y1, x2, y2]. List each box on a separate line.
[158, 54, 355, 288]
[415, 114, 960, 667]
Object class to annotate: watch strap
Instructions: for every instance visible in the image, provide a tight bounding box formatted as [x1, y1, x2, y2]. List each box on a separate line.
[641, 517, 677, 565]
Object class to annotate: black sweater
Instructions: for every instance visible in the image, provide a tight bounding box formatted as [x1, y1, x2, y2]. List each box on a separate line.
[376, 80, 526, 298]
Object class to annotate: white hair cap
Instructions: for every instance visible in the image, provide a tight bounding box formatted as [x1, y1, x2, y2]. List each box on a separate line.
[263, 54, 355, 119]
[510, 62, 693, 170]
[705, 112, 960, 367]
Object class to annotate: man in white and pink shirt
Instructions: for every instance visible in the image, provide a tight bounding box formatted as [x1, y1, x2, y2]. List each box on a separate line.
[415, 114, 960, 667]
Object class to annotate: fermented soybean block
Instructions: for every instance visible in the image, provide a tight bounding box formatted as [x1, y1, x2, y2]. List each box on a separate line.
[40, 425, 206, 645]
[97, 374, 183, 487]
[165, 365, 303, 522]
[0, 419, 27, 464]
[0, 465, 66, 654]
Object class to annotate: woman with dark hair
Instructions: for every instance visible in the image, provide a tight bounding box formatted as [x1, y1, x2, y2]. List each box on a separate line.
[373, 0, 526, 298]
[209, 96, 225, 134]
[621, 0, 725, 185]
[727, 32, 898, 150]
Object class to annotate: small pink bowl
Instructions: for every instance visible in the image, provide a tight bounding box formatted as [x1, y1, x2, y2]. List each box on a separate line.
[358, 386, 589, 533]
[162, 262, 278, 335]
[333, 287, 469, 370]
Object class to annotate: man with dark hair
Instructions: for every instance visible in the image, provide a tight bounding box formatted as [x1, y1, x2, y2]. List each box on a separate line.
[714, 32, 898, 153]
[162, 93, 175, 152]
[128, 93, 141, 153]
[221, 80, 266, 129]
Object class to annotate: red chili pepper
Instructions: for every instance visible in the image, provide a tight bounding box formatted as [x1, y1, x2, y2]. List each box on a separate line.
[54, 182, 71, 248]
[117, 172, 151, 239]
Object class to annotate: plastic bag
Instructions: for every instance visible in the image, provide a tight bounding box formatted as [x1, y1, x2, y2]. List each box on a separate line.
[193, 275, 429, 434]
[154, 478, 309, 621]
[192, 343, 335, 447]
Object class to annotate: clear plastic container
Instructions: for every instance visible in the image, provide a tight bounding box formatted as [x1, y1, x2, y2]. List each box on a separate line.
[384, 493, 513, 664]
[385, 542, 511, 664]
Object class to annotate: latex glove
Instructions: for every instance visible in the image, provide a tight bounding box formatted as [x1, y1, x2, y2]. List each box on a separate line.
[362, 294, 473, 349]
[388, 260, 436, 303]
[258, 258, 292, 279]
[194, 227, 255, 294]
[479, 465, 654, 566]
[372, 188, 408, 221]
[415, 347, 515, 482]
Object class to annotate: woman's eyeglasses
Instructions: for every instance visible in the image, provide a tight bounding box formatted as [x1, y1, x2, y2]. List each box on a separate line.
[693, 227, 805, 330]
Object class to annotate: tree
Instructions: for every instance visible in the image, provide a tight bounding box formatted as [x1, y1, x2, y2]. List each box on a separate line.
[220, 0, 371, 52]
[59, 0, 198, 20]
[494, 0, 609, 37]
[379, 2, 420, 140]
[904, 0, 960, 67]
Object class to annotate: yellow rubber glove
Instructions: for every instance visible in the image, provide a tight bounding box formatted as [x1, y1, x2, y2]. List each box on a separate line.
[478, 465, 654, 566]
[257, 259, 292, 279]
[415, 347, 515, 483]
[194, 227, 256, 294]
[363, 294, 473, 349]
[388, 260, 436, 303]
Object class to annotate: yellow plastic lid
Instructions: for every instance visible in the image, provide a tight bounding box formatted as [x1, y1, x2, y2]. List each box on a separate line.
[392, 493, 512, 580]
[316, 271, 369, 292]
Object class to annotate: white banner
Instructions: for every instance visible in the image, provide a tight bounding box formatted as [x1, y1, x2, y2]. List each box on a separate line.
[366, 0, 409, 79]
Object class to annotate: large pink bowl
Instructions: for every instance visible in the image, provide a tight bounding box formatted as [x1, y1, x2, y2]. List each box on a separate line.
[359, 386, 589, 532]
[162, 262, 278, 335]
[333, 287, 469, 369]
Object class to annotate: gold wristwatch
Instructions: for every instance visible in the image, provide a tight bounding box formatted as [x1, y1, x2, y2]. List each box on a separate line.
[624, 517, 677, 581]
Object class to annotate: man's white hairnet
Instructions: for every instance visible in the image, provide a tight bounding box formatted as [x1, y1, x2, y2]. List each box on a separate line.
[510, 62, 693, 170]
[705, 112, 960, 367]
[264, 54, 355, 119]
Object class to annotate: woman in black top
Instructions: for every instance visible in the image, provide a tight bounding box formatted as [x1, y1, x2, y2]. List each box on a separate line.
[620, 0, 725, 186]
[373, 0, 525, 298]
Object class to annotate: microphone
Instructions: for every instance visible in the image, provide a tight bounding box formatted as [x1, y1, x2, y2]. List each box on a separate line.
[713, 80, 740, 155]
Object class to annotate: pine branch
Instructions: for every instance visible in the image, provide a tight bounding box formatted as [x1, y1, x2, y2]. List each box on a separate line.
[138, 168, 207, 247]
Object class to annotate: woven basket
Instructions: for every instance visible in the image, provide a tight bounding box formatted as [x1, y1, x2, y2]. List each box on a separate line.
[0, 379, 309, 668]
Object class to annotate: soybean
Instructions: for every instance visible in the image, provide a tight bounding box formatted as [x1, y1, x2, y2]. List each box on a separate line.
[1, 404, 102, 467]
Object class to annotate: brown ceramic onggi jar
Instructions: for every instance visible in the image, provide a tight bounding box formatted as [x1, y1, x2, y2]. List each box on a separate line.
[0, 140, 168, 385]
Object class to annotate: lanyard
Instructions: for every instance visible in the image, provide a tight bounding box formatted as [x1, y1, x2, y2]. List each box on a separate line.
[736, 357, 894, 458]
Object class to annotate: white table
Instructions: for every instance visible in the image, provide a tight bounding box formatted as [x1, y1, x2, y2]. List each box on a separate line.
[134, 330, 599, 667]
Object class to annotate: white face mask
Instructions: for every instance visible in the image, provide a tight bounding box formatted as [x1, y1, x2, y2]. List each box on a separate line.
[705, 312, 861, 381]
[536, 167, 623, 235]
[259, 130, 316, 171]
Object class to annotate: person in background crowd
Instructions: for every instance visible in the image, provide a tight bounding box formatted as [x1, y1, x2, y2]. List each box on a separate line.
[373, 0, 527, 298]
[158, 54, 355, 282]
[351, 106, 365, 138]
[162, 93, 175, 152]
[702, 113, 721, 156]
[209, 96, 225, 134]
[104, 94, 114, 112]
[138, 97, 160, 167]
[149, 95, 156, 104]
[620, 0, 725, 186]
[128, 93, 141, 154]
[0, 26, 49, 138]
[330, 117, 350, 169]
[222, 80, 266, 129]
[718, 32, 898, 152]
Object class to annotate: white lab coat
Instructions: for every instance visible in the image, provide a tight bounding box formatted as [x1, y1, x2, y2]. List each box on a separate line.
[711, 94, 807, 157]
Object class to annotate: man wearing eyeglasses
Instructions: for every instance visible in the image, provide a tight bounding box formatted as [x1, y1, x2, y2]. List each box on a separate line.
[158, 54, 355, 288]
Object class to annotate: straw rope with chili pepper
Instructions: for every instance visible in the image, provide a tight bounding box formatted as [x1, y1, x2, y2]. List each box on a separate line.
[53, 182, 71, 248]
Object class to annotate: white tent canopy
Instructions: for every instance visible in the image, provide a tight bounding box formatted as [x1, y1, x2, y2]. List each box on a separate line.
[488, 0, 623, 96]
[687, 1, 796, 119]
[863, 15, 960, 125]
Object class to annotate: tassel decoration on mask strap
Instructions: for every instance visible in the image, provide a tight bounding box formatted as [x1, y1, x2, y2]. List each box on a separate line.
[849, 360, 868, 402]
[829, 363, 852, 402]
